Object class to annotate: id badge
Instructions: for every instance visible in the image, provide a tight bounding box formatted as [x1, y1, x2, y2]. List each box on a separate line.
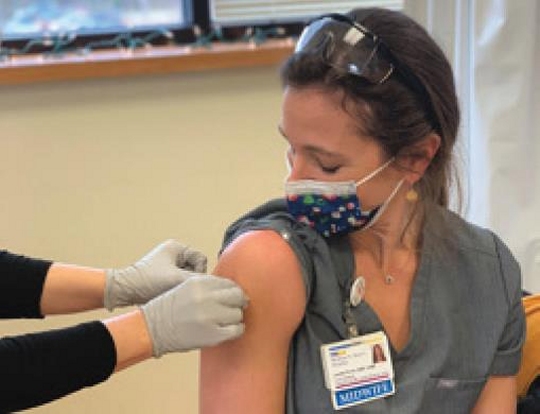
[320, 331, 395, 410]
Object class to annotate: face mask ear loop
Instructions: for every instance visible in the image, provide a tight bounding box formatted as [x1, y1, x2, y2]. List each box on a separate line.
[355, 157, 395, 188]
[361, 178, 404, 232]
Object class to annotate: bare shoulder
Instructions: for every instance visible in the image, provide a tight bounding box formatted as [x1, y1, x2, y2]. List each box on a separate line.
[218, 229, 303, 279]
[215, 229, 306, 326]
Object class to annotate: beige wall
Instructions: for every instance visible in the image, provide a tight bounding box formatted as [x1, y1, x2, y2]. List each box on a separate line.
[0, 66, 287, 413]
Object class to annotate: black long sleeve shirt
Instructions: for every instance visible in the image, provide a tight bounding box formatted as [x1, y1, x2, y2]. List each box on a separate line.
[0, 250, 116, 412]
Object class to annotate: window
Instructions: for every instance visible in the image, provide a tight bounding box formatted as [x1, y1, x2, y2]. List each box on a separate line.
[1, 1, 190, 39]
[0, 0, 403, 53]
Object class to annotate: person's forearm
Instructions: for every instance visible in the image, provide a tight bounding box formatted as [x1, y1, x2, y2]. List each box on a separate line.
[103, 309, 153, 372]
[472, 376, 517, 414]
[0, 311, 154, 412]
[40, 263, 105, 315]
[0, 321, 116, 412]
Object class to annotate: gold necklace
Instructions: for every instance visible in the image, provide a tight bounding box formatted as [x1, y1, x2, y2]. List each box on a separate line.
[384, 274, 396, 284]
[350, 248, 417, 307]
[382, 247, 417, 285]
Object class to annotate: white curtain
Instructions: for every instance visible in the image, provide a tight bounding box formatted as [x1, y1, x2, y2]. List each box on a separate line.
[406, 0, 540, 292]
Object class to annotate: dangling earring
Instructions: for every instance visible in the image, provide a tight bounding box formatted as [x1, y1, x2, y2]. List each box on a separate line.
[406, 187, 418, 202]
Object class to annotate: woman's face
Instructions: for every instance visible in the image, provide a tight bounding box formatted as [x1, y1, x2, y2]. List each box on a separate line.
[279, 86, 401, 211]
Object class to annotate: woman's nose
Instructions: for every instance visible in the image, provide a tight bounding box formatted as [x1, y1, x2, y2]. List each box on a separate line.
[285, 150, 313, 181]
[286, 159, 307, 181]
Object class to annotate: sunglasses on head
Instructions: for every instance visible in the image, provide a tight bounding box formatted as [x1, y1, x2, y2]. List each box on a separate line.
[295, 13, 440, 132]
[295, 13, 395, 84]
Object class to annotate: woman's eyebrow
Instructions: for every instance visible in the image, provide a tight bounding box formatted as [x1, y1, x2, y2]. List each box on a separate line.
[277, 125, 346, 161]
[305, 145, 345, 161]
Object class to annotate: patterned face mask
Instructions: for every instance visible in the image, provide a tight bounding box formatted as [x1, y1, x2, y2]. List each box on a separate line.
[285, 159, 400, 237]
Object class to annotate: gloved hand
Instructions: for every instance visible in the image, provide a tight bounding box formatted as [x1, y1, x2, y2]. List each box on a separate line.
[141, 275, 247, 356]
[104, 239, 208, 311]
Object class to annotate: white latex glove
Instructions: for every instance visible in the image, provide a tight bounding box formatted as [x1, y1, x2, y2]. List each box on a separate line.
[104, 239, 208, 311]
[141, 275, 247, 356]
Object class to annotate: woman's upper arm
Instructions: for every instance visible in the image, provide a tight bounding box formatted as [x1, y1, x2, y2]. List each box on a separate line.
[471, 376, 517, 414]
[199, 230, 306, 414]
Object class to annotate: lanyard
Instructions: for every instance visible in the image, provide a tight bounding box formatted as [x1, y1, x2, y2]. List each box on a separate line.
[327, 235, 361, 339]
[343, 293, 359, 338]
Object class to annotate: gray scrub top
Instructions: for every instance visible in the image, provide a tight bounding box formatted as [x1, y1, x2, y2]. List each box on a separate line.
[222, 199, 525, 414]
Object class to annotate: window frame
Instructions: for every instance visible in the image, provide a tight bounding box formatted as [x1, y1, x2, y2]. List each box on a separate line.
[0, 0, 393, 85]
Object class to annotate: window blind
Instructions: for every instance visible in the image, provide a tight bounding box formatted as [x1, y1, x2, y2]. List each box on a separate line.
[210, 0, 404, 25]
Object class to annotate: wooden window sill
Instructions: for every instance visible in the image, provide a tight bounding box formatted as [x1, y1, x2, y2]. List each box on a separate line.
[0, 39, 295, 85]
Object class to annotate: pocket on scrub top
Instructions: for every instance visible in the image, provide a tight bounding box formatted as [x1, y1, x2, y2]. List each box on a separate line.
[418, 376, 487, 414]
